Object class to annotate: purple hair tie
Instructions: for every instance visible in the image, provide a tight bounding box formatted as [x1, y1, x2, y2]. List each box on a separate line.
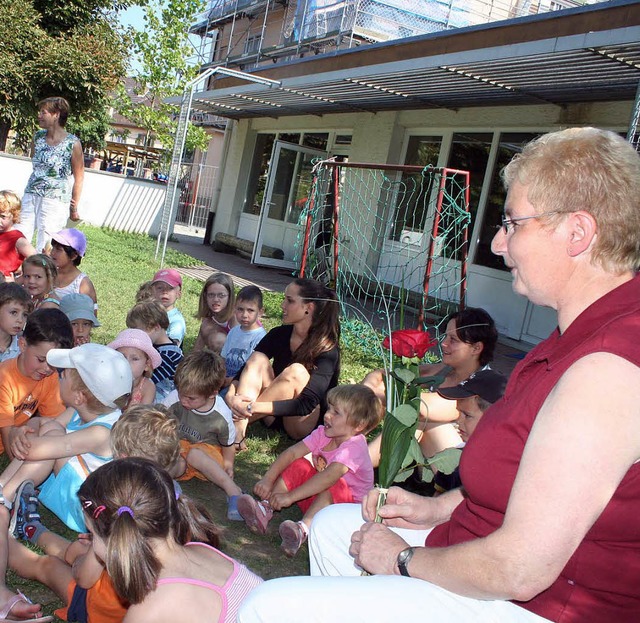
[117, 506, 134, 518]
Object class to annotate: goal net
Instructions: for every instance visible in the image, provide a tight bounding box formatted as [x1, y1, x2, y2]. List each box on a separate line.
[296, 159, 471, 360]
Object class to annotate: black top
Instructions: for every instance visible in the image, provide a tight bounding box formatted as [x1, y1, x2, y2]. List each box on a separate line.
[251, 324, 340, 417]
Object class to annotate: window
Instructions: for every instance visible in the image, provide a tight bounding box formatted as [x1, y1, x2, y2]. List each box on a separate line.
[244, 34, 261, 56]
[243, 134, 275, 215]
[302, 133, 328, 150]
[446, 132, 493, 236]
[473, 132, 542, 270]
[389, 135, 442, 241]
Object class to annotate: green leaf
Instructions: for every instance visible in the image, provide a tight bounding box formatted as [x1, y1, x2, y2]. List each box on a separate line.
[427, 447, 463, 475]
[391, 367, 416, 385]
[391, 403, 419, 426]
[377, 407, 418, 488]
[420, 467, 435, 483]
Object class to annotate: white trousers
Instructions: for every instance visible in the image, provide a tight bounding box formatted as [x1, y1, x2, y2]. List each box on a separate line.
[237, 504, 552, 623]
[19, 193, 69, 252]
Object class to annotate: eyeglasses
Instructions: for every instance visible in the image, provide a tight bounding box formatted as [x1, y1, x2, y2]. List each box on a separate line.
[207, 292, 229, 300]
[499, 210, 566, 235]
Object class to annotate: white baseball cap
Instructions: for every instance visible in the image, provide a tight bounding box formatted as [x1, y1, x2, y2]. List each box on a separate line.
[47, 343, 133, 409]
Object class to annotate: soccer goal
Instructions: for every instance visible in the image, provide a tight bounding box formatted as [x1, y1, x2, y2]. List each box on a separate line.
[296, 159, 470, 357]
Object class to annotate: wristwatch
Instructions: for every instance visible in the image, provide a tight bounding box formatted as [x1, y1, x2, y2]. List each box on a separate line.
[397, 546, 415, 577]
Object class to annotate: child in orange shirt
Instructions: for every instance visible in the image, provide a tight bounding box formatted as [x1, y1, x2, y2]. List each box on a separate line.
[0, 307, 72, 458]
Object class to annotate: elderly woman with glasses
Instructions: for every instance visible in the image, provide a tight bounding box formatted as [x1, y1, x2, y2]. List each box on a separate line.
[238, 128, 640, 623]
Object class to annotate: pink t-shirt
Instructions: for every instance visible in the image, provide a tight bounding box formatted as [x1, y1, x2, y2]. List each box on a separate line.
[302, 426, 373, 502]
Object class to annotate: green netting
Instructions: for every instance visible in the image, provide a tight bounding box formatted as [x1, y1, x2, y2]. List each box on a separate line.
[295, 159, 470, 363]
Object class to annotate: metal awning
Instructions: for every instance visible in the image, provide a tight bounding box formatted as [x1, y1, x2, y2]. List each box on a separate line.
[186, 0, 640, 120]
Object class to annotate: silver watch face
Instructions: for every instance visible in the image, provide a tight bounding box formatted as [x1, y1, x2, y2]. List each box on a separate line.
[398, 548, 412, 563]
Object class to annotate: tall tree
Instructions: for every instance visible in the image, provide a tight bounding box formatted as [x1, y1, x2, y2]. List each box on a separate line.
[116, 0, 209, 166]
[0, 0, 132, 151]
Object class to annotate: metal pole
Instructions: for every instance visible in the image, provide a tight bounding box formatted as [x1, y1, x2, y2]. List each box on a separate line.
[157, 66, 281, 266]
[627, 78, 640, 151]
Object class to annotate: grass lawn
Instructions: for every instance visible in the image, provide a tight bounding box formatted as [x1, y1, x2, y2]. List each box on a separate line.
[11, 225, 383, 620]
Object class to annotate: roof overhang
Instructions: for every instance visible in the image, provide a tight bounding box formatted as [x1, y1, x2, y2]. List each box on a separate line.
[185, 0, 640, 120]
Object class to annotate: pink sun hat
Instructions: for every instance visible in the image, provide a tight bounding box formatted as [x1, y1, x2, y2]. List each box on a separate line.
[108, 328, 162, 369]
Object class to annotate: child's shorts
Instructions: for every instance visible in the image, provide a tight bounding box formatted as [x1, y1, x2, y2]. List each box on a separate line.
[281, 457, 354, 514]
[39, 461, 86, 532]
[177, 440, 224, 481]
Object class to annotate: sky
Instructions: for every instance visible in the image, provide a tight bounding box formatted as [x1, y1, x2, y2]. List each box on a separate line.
[118, 5, 146, 73]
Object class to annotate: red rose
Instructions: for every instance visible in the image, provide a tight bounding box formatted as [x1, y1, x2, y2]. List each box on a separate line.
[382, 329, 436, 359]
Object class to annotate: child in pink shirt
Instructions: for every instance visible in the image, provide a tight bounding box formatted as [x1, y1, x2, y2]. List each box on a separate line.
[237, 384, 383, 556]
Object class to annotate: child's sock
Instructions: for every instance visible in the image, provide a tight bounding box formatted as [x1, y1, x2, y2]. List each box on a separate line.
[24, 521, 48, 545]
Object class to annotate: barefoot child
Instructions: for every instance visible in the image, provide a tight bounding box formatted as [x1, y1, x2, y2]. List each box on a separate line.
[78, 458, 263, 623]
[126, 301, 183, 402]
[0, 191, 36, 280]
[60, 293, 100, 346]
[163, 350, 243, 520]
[150, 269, 185, 346]
[21, 254, 60, 310]
[194, 273, 236, 353]
[0, 343, 132, 533]
[108, 328, 161, 408]
[50, 229, 97, 309]
[0, 308, 72, 459]
[220, 285, 266, 390]
[0, 283, 31, 363]
[238, 384, 383, 556]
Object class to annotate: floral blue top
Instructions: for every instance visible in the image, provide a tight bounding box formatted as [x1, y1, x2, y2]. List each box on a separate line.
[24, 130, 79, 202]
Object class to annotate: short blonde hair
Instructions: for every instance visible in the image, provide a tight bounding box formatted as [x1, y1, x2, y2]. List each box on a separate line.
[327, 384, 384, 434]
[0, 191, 22, 223]
[502, 127, 640, 273]
[111, 404, 181, 471]
[126, 301, 169, 331]
[174, 350, 225, 397]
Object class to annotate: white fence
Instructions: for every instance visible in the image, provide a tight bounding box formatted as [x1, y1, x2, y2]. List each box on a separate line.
[0, 153, 169, 236]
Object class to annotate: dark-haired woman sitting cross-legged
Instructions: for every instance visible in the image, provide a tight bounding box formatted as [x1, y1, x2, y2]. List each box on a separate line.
[226, 278, 340, 444]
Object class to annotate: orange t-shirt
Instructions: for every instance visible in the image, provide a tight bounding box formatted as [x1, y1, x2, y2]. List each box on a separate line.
[0, 357, 64, 453]
[56, 570, 128, 623]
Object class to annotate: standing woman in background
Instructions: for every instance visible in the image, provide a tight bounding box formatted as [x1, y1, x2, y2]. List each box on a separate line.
[20, 97, 84, 252]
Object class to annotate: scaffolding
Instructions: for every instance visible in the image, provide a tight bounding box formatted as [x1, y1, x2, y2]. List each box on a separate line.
[188, 0, 588, 70]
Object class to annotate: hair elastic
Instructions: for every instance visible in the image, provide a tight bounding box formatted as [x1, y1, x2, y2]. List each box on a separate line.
[117, 506, 134, 517]
[93, 505, 106, 519]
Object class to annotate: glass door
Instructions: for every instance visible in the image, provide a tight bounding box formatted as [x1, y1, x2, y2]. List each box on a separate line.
[253, 141, 327, 269]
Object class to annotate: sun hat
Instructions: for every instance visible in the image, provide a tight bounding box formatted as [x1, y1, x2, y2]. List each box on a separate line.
[48, 229, 87, 257]
[59, 293, 100, 327]
[437, 368, 507, 405]
[152, 268, 182, 289]
[107, 328, 162, 370]
[47, 343, 133, 409]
